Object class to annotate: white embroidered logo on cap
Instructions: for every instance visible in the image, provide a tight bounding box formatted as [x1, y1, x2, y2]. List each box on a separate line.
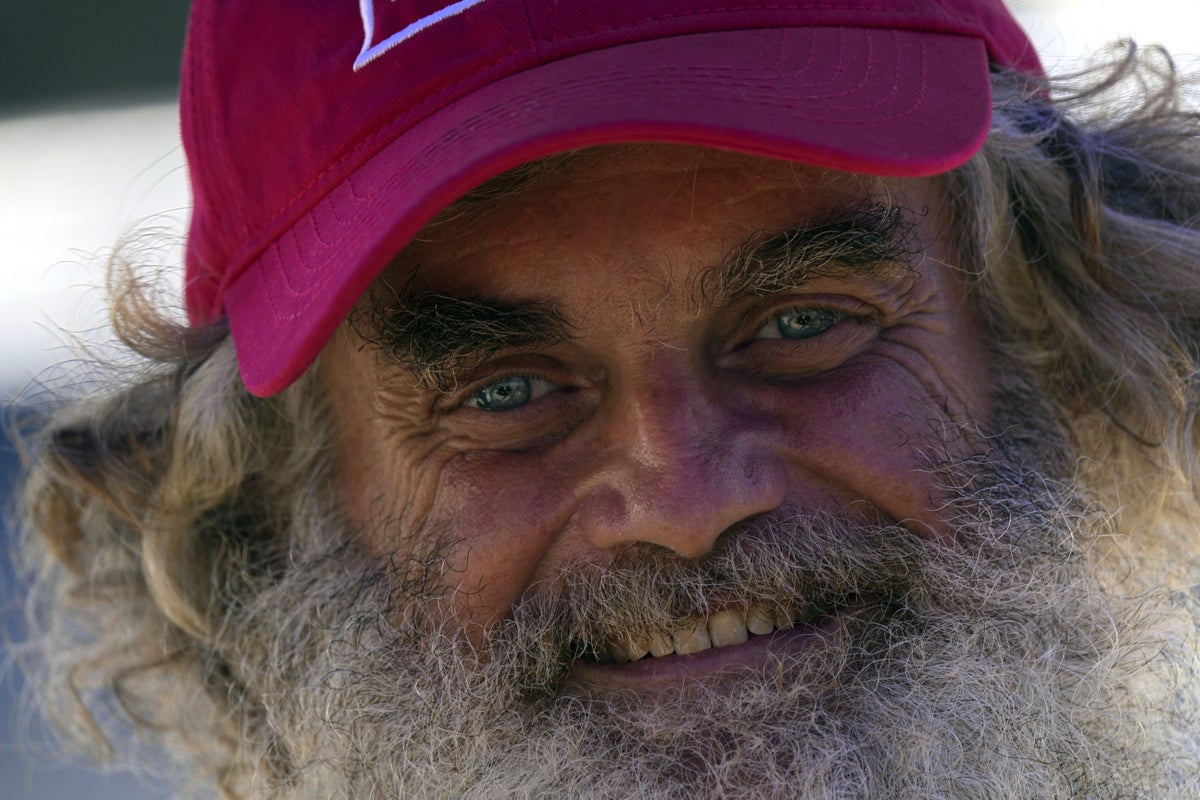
[355, 0, 489, 71]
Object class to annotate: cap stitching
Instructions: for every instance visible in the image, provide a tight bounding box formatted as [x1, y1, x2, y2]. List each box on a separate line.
[537, 2, 983, 48]
[521, 0, 540, 59]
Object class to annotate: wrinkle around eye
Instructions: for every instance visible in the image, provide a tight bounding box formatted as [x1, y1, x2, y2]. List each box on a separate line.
[441, 364, 599, 451]
[722, 311, 879, 379]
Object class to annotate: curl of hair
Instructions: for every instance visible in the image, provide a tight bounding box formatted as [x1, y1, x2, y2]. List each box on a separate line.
[11, 43, 1200, 796]
[14, 260, 334, 794]
[945, 44, 1200, 547]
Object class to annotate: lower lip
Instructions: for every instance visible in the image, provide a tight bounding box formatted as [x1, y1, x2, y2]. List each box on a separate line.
[567, 608, 854, 692]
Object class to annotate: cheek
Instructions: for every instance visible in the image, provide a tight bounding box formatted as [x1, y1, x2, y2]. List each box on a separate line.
[396, 449, 580, 628]
[765, 359, 963, 540]
[337, 408, 451, 542]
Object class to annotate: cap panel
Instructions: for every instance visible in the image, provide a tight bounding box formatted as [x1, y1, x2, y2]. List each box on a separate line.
[185, 0, 536, 321]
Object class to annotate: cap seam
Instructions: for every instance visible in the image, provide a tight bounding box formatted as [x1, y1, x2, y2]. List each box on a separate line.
[521, 0, 540, 59]
[537, 3, 989, 49]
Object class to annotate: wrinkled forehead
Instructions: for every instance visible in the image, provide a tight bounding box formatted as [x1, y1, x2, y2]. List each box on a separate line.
[422, 144, 889, 230]
[383, 144, 929, 286]
[358, 144, 946, 319]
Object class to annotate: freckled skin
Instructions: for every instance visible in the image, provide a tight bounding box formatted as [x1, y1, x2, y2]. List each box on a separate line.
[319, 145, 993, 638]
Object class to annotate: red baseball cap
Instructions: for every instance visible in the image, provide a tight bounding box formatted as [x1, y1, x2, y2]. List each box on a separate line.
[181, 0, 1041, 396]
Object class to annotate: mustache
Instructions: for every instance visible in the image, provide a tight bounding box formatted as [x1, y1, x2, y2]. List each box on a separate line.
[483, 483, 1080, 696]
[529, 513, 917, 636]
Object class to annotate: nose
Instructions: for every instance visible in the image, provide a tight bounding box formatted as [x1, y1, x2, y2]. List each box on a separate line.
[575, 368, 787, 558]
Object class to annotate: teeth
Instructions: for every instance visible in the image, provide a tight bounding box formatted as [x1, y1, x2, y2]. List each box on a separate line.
[673, 618, 712, 655]
[707, 608, 749, 648]
[648, 631, 674, 658]
[746, 605, 776, 636]
[599, 601, 808, 662]
[774, 604, 797, 631]
[627, 634, 652, 662]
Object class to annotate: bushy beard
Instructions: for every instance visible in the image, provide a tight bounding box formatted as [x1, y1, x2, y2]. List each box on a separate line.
[231, 441, 1200, 799]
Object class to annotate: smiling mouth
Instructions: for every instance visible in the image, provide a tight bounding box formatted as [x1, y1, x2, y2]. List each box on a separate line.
[584, 602, 833, 665]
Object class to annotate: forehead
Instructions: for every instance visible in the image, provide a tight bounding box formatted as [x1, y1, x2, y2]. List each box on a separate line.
[437, 144, 878, 217]
[360, 146, 950, 335]
[386, 145, 935, 297]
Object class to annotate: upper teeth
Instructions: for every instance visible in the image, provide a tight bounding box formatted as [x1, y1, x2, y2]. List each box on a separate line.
[599, 603, 802, 664]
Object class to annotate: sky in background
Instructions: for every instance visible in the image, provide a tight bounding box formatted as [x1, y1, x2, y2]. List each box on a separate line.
[2, 0, 1200, 390]
[0, 104, 188, 385]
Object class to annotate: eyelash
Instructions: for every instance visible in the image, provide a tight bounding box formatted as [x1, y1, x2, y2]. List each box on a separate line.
[714, 298, 875, 378]
[752, 306, 844, 341]
[738, 297, 861, 343]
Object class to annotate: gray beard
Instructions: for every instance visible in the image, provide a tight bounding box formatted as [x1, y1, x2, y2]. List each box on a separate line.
[230, 436, 1200, 798]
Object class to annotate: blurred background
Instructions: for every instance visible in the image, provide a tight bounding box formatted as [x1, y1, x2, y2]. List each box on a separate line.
[0, 1, 1198, 797]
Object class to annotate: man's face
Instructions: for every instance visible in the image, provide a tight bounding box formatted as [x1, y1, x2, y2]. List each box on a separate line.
[265, 146, 1191, 796]
[322, 145, 990, 660]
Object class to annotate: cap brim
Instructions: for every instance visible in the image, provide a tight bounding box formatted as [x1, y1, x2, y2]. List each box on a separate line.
[225, 26, 991, 396]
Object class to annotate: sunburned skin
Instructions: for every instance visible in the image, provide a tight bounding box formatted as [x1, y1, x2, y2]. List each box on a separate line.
[318, 144, 994, 691]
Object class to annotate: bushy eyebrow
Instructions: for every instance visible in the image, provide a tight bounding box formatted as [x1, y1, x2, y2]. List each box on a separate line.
[355, 202, 918, 393]
[691, 202, 919, 309]
[351, 286, 572, 392]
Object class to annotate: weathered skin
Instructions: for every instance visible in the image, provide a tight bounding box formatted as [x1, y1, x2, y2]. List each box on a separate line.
[320, 145, 994, 679]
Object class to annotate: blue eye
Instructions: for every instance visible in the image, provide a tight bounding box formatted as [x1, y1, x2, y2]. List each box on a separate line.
[755, 307, 842, 340]
[465, 375, 553, 412]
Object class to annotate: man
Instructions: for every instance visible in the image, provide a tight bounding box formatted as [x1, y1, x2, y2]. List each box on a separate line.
[16, 0, 1200, 797]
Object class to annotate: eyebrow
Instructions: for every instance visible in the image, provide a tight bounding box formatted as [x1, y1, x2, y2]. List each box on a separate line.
[691, 201, 919, 308]
[352, 283, 572, 392]
[357, 202, 918, 392]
